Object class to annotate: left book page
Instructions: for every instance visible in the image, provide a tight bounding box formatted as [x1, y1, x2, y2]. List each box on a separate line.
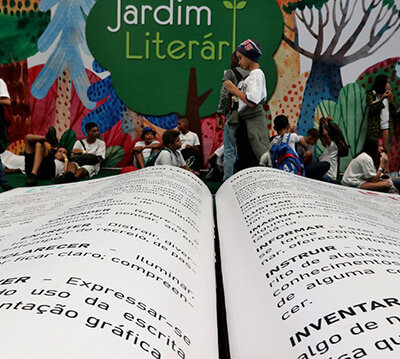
[0, 166, 218, 359]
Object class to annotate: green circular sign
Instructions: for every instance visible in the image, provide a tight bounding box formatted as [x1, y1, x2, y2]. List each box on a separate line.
[86, 0, 283, 116]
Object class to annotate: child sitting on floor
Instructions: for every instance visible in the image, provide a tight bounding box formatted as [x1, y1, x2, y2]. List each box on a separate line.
[260, 115, 299, 167]
[133, 127, 161, 169]
[155, 130, 199, 175]
[177, 117, 201, 171]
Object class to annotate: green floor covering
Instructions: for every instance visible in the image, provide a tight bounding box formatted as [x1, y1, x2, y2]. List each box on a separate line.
[1, 170, 223, 195]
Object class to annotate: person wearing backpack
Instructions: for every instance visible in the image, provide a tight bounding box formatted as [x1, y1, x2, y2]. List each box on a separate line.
[260, 115, 304, 175]
[216, 52, 248, 181]
[153, 130, 199, 175]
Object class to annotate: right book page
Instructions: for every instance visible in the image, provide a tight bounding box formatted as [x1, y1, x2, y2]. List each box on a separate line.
[216, 167, 400, 359]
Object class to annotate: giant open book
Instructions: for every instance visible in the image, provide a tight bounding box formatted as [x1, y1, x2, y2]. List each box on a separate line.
[0, 167, 400, 358]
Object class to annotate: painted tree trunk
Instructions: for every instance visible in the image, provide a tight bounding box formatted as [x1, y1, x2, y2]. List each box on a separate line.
[185, 67, 212, 136]
[0, 60, 31, 147]
[54, 69, 72, 138]
[297, 60, 343, 135]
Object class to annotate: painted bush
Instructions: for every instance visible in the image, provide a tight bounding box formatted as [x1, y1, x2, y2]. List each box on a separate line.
[0, 2, 50, 64]
[315, 83, 368, 172]
[357, 57, 400, 173]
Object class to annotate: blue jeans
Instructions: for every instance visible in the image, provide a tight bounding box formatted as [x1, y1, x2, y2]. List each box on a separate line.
[0, 157, 8, 185]
[393, 178, 400, 191]
[305, 161, 330, 180]
[223, 113, 238, 181]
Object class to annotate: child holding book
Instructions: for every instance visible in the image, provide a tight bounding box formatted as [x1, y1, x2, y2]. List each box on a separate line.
[224, 39, 269, 171]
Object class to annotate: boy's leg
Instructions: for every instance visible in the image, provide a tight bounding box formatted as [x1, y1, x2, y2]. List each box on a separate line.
[305, 161, 330, 180]
[360, 180, 391, 192]
[74, 168, 89, 179]
[0, 158, 12, 191]
[31, 141, 49, 176]
[25, 134, 49, 186]
[382, 129, 389, 153]
[65, 162, 88, 180]
[223, 120, 237, 181]
[134, 151, 145, 169]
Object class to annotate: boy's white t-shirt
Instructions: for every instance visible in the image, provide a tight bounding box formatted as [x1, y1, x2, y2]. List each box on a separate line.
[214, 144, 224, 167]
[0, 79, 10, 98]
[319, 142, 338, 180]
[72, 138, 106, 177]
[155, 149, 186, 167]
[238, 68, 266, 111]
[54, 159, 65, 177]
[341, 152, 376, 188]
[0, 150, 25, 173]
[134, 140, 160, 165]
[270, 133, 299, 152]
[179, 131, 200, 150]
[380, 98, 390, 130]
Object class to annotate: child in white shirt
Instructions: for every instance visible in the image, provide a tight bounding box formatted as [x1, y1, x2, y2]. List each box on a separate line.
[155, 130, 199, 175]
[133, 127, 161, 168]
[224, 39, 269, 169]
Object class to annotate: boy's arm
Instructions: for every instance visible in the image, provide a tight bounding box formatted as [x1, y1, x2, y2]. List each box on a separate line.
[183, 164, 200, 176]
[320, 128, 331, 147]
[224, 80, 255, 108]
[71, 141, 84, 157]
[144, 142, 161, 150]
[0, 97, 11, 106]
[25, 134, 46, 142]
[298, 137, 309, 149]
[367, 154, 388, 182]
[63, 155, 69, 173]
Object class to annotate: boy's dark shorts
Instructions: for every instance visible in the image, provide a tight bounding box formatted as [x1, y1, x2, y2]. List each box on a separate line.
[25, 151, 55, 179]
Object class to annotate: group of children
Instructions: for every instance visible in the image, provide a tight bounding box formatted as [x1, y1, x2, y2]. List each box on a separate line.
[132, 117, 200, 176]
[17, 122, 105, 187]
[1, 36, 398, 194]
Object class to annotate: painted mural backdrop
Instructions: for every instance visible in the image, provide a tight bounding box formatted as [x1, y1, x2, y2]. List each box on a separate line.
[0, 0, 399, 171]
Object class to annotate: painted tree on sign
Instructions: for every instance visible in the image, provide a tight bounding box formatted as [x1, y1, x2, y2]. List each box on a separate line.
[283, 0, 400, 134]
[0, 0, 50, 143]
[31, 0, 96, 138]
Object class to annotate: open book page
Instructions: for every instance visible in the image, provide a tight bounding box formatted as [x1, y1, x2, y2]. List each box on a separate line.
[0, 166, 218, 359]
[216, 167, 400, 359]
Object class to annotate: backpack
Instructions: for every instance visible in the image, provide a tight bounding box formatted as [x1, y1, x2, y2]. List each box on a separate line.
[227, 67, 246, 112]
[319, 118, 350, 157]
[145, 148, 169, 167]
[270, 134, 305, 176]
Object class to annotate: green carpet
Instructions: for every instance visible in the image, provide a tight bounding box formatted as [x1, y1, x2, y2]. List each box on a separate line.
[0, 169, 122, 193]
[1, 169, 223, 195]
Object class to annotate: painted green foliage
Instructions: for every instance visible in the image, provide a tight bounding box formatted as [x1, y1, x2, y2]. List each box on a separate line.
[86, 0, 283, 116]
[283, 0, 329, 12]
[103, 146, 125, 167]
[0, 9, 50, 64]
[59, 129, 77, 155]
[315, 83, 367, 172]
